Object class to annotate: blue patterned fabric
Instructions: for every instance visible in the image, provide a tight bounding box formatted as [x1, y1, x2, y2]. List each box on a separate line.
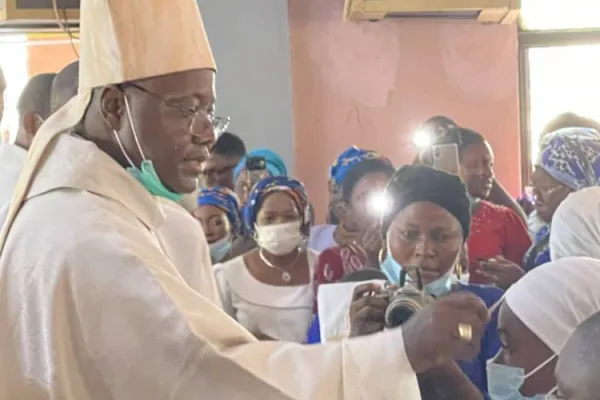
[197, 187, 242, 235]
[523, 225, 551, 271]
[329, 146, 389, 186]
[242, 176, 309, 237]
[538, 127, 600, 190]
[233, 148, 288, 183]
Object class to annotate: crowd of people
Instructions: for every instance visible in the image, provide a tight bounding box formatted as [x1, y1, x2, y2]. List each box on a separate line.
[0, 1, 600, 399]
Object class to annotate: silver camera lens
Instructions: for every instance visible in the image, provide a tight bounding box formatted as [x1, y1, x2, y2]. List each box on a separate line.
[385, 294, 426, 328]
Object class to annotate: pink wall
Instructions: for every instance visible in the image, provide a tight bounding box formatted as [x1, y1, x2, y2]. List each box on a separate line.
[288, 0, 521, 223]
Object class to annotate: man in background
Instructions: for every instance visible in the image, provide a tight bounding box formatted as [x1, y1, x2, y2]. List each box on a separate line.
[50, 60, 79, 112]
[0, 73, 55, 222]
[201, 131, 246, 189]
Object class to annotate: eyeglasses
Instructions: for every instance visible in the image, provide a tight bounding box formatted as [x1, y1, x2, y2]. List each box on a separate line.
[123, 83, 228, 133]
[533, 184, 565, 201]
[213, 116, 231, 136]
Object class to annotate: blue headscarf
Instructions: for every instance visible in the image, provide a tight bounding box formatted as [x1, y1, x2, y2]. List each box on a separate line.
[197, 187, 242, 235]
[329, 146, 389, 186]
[242, 176, 309, 237]
[233, 149, 288, 183]
[538, 127, 600, 190]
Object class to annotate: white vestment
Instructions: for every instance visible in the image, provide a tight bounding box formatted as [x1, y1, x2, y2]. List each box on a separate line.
[154, 197, 221, 306]
[0, 143, 219, 305]
[0, 134, 420, 399]
[0, 143, 27, 226]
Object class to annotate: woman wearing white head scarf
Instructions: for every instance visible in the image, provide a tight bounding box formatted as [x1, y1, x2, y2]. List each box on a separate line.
[550, 187, 600, 261]
[486, 257, 600, 399]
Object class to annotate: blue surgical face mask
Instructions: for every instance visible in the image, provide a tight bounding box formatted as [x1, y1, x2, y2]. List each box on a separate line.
[381, 252, 455, 296]
[210, 236, 232, 263]
[113, 96, 183, 203]
[424, 269, 455, 297]
[487, 353, 557, 400]
[380, 254, 401, 284]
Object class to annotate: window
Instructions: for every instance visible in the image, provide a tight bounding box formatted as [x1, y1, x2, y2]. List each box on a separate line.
[527, 44, 600, 163]
[0, 35, 29, 143]
[521, 0, 600, 31]
[519, 1, 600, 183]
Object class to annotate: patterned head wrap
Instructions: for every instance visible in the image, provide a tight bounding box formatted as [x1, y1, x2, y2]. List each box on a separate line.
[537, 127, 600, 190]
[329, 146, 389, 187]
[327, 147, 392, 224]
[233, 148, 288, 183]
[197, 187, 241, 235]
[242, 176, 310, 237]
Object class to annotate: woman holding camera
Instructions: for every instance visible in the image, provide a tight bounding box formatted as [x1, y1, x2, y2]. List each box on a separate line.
[310, 150, 395, 310]
[214, 176, 318, 343]
[348, 165, 503, 397]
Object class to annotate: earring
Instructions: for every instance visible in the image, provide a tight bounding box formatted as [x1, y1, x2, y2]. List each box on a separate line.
[378, 247, 386, 264]
[455, 260, 463, 279]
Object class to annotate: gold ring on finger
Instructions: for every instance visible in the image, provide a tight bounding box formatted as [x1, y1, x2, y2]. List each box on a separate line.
[458, 323, 473, 342]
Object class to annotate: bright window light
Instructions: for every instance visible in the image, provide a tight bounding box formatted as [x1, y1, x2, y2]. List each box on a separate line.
[528, 44, 600, 164]
[0, 35, 29, 143]
[521, 0, 600, 31]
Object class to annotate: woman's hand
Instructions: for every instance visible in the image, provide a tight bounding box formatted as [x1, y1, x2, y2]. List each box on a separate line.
[349, 283, 390, 337]
[402, 292, 489, 374]
[479, 255, 525, 289]
[359, 225, 383, 266]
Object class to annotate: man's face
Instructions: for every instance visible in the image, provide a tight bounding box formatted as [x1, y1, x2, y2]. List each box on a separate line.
[201, 153, 240, 189]
[104, 69, 217, 194]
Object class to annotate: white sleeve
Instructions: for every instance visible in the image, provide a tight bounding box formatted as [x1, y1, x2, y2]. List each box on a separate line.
[213, 262, 236, 317]
[69, 239, 420, 400]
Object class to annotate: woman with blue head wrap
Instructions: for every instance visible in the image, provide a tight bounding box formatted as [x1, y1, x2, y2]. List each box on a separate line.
[214, 176, 318, 343]
[193, 187, 241, 263]
[232, 148, 288, 205]
[478, 127, 600, 287]
[309, 146, 394, 254]
[522, 127, 600, 268]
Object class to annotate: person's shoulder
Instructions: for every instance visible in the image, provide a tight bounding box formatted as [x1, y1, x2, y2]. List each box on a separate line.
[214, 253, 247, 275]
[480, 200, 510, 213]
[308, 224, 337, 249]
[155, 197, 205, 240]
[311, 224, 336, 235]
[6, 190, 170, 282]
[456, 282, 504, 307]
[481, 201, 524, 223]
[316, 244, 345, 259]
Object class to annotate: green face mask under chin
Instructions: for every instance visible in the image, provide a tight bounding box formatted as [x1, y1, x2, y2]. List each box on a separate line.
[127, 160, 183, 202]
[115, 94, 184, 203]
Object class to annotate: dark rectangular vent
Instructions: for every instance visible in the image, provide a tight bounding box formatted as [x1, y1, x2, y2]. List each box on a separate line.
[16, 0, 79, 8]
[386, 10, 481, 19]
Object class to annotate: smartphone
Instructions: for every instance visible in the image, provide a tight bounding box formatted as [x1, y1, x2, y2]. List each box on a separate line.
[243, 156, 268, 200]
[246, 156, 266, 171]
[432, 144, 460, 175]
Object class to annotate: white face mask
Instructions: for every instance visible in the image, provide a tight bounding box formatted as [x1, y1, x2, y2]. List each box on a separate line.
[255, 221, 304, 256]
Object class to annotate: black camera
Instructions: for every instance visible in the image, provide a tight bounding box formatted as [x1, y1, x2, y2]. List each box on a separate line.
[379, 268, 435, 328]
